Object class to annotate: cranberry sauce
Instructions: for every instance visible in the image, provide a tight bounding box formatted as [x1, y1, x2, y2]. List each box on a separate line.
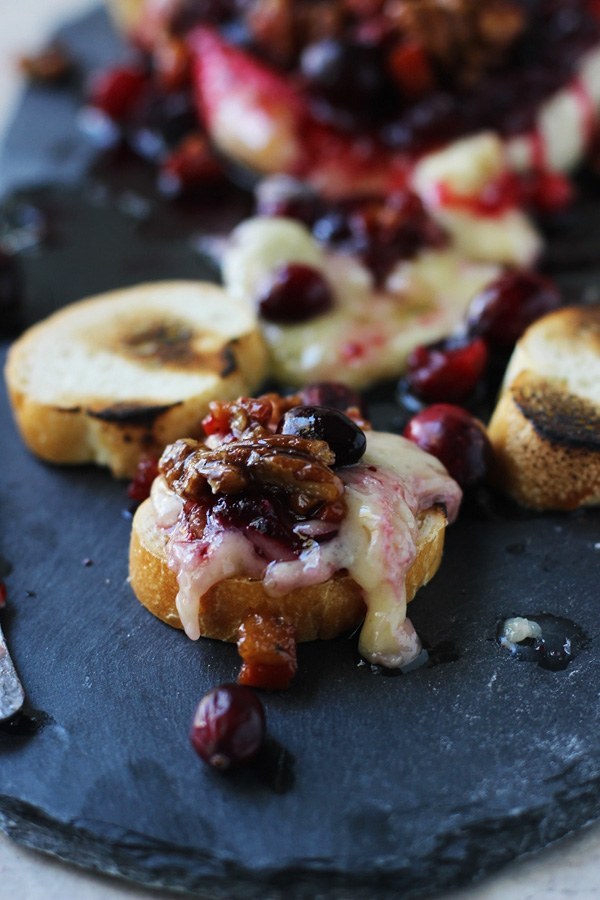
[256, 179, 446, 287]
[166, 0, 600, 149]
[210, 491, 308, 561]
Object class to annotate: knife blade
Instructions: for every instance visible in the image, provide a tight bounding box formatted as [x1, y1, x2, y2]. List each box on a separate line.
[0, 621, 25, 721]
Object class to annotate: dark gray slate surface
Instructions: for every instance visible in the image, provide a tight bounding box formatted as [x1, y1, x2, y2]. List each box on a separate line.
[1, 7, 600, 898]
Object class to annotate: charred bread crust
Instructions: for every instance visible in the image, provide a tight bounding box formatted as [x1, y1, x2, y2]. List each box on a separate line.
[4, 281, 269, 478]
[488, 372, 600, 510]
[128, 497, 448, 643]
[488, 306, 600, 510]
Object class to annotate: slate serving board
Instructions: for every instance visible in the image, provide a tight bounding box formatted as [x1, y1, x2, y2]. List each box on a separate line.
[1, 8, 600, 898]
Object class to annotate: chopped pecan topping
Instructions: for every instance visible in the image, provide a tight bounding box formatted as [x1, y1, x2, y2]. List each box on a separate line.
[160, 434, 343, 516]
[386, 0, 526, 85]
[237, 612, 298, 691]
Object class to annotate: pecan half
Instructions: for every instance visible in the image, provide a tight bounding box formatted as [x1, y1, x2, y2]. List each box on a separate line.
[160, 434, 343, 516]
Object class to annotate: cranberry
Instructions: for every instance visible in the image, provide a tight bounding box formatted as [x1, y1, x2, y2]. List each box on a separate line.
[300, 39, 390, 122]
[405, 336, 488, 402]
[159, 133, 225, 194]
[88, 65, 148, 122]
[256, 263, 334, 323]
[0, 581, 7, 609]
[190, 684, 266, 770]
[403, 404, 491, 489]
[278, 405, 366, 467]
[316, 192, 445, 287]
[211, 493, 303, 560]
[465, 271, 562, 350]
[127, 456, 159, 505]
[386, 41, 435, 99]
[522, 170, 574, 213]
[255, 176, 321, 225]
[299, 381, 365, 415]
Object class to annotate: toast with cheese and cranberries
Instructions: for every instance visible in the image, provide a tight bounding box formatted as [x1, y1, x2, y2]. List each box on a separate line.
[128, 394, 462, 668]
[487, 305, 600, 510]
[5, 281, 268, 478]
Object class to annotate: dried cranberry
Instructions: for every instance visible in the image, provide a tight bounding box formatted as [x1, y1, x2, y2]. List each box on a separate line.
[278, 405, 366, 467]
[0, 581, 7, 609]
[465, 271, 562, 350]
[403, 404, 491, 489]
[127, 456, 159, 505]
[88, 65, 148, 122]
[256, 263, 334, 323]
[299, 381, 365, 416]
[405, 336, 488, 402]
[190, 684, 266, 770]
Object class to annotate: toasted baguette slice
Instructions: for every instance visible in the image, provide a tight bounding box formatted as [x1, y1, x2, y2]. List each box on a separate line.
[5, 282, 268, 478]
[487, 305, 600, 510]
[129, 497, 447, 643]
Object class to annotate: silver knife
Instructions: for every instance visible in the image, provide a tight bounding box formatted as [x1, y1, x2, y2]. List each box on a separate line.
[0, 621, 25, 721]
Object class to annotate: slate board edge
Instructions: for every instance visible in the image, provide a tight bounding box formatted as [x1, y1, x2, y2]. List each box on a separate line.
[3, 765, 600, 900]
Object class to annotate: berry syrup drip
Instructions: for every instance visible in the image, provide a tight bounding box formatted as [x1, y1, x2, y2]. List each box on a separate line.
[256, 180, 446, 287]
[497, 613, 587, 671]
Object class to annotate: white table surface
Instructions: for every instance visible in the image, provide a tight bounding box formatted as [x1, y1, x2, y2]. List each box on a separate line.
[1, 2, 600, 897]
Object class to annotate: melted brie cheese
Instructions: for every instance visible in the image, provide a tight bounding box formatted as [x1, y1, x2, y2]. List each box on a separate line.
[152, 431, 461, 668]
[222, 216, 500, 389]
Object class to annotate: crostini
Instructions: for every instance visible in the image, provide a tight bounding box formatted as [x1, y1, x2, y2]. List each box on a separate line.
[129, 392, 462, 668]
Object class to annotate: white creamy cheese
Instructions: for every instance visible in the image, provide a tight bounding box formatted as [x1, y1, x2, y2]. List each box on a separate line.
[152, 431, 461, 667]
[412, 133, 542, 266]
[506, 44, 600, 173]
[221, 216, 500, 388]
[499, 617, 544, 656]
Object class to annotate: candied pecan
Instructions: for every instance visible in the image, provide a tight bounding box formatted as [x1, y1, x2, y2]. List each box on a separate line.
[477, 2, 525, 48]
[385, 0, 526, 85]
[161, 434, 343, 515]
[203, 396, 275, 441]
[237, 613, 298, 691]
[159, 437, 209, 497]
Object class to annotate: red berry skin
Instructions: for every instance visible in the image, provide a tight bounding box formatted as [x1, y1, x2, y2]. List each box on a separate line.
[256, 263, 334, 324]
[127, 455, 159, 505]
[403, 404, 491, 489]
[190, 684, 266, 771]
[466, 271, 561, 350]
[88, 66, 148, 122]
[405, 337, 488, 402]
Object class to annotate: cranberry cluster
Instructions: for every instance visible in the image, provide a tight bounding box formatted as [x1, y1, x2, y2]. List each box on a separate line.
[256, 177, 447, 293]
[401, 269, 562, 488]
